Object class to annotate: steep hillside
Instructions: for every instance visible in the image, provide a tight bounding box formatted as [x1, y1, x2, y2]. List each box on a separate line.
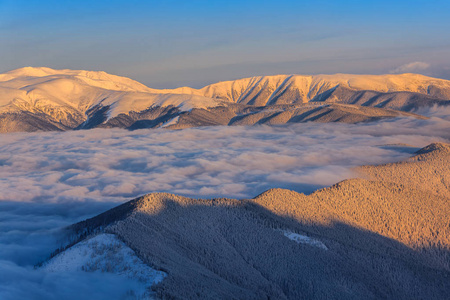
[1, 67, 449, 132]
[0, 67, 225, 132]
[169, 73, 450, 107]
[167, 103, 425, 129]
[52, 143, 450, 300]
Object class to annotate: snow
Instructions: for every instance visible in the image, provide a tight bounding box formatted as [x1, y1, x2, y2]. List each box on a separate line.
[1, 67, 449, 121]
[278, 230, 328, 250]
[159, 116, 180, 128]
[0, 67, 152, 93]
[43, 233, 166, 298]
[0, 67, 226, 119]
[165, 73, 449, 103]
[104, 92, 224, 120]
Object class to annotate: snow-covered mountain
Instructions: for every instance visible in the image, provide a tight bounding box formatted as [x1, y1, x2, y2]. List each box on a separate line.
[45, 143, 450, 299]
[1, 67, 449, 132]
[0, 67, 225, 132]
[167, 73, 450, 105]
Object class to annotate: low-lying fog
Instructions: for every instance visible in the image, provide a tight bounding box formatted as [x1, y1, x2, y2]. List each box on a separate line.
[1, 108, 449, 299]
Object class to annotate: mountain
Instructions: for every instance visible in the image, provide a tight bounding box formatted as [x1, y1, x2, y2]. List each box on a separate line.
[0, 67, 224, 132]
[1, 67, 449, 132]
[168, 73, 450, 107]
[46, 143, 450, 299]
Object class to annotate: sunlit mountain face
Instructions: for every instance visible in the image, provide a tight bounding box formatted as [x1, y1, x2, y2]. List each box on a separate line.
[1, 67, 449, 133]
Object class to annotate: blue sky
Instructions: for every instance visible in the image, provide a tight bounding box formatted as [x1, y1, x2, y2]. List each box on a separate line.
[1, 0, 450, 88]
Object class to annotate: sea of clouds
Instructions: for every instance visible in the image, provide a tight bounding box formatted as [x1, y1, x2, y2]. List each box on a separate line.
[1, 109, 449, 299]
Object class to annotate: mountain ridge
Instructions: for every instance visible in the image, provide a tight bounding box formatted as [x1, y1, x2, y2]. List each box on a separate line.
[1, 67, 449, 132]
[50, 142, 450, 299]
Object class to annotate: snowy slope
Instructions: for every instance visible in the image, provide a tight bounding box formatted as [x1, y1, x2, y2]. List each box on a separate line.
[1, 67, 449, 132]
[2, 67, 449, 116]
[158, 73, 450, 105]
[43, 233, 166, 298]
[0, 67, 225, 122]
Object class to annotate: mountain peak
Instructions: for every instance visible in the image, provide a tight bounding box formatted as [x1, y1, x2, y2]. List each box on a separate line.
[415, 142, 450, 155]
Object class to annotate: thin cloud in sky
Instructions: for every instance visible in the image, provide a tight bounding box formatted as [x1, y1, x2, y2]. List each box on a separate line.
[390, 61, 430, 74]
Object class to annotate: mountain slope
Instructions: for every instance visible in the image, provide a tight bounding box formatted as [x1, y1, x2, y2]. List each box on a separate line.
[1, 67, 449, 132]
[168, 103, 425, 129]
[167, 73, 450, 107]
[42, 233, 166, 299]
[52, 142, 450, 299]
[0, 67, 226, 132]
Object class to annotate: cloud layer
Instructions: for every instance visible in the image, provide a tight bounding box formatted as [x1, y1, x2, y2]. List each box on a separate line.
[1, 115, 449, 204]
[1, 110, 449, 299]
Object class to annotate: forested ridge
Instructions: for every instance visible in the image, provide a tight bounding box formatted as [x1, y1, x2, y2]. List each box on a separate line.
[65, 143, 450, 299]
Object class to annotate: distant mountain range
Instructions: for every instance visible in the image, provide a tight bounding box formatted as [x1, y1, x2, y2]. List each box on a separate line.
[1, 67, 450, 132]
[46, 142, 450, 299]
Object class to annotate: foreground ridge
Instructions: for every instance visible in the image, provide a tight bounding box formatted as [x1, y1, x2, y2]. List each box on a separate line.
[47, 142, 450, 300]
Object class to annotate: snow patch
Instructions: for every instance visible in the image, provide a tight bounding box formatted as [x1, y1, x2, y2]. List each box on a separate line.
[43, 233, 166, 298]
[159, 116, 180, 128]
[278, 230, 328, 250]
[103, 93, 224, 120]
